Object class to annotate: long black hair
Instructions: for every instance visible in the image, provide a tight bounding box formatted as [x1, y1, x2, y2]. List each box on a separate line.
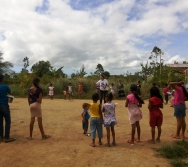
[33, 77, 40, 88]
[32, 77, 43, 93]
[130, 84, 144, 104]
[150, 86, 163, 101]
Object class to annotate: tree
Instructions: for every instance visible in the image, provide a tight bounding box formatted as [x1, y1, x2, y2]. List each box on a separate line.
[31, 61, 53, 77]
[21, 57, 29, 73]
[76, 64, 87, 78]
[0, 52, 13, 74]
[102, 71, 110, 79]
[150, 46, 164, 74]
[94, 64, 104, 75]
[52, 67, 67, 78]
[140, 62, 153, 81]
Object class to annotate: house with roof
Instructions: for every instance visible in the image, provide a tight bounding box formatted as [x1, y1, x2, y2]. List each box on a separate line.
[166, 61, 188, 82]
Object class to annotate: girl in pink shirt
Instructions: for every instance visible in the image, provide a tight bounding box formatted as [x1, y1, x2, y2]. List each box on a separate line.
[125, 84, 144, 144]
[169, 80, 187, 139]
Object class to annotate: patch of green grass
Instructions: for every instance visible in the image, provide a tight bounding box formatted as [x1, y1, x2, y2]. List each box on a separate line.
[170, 159, 188, 167]
[155, 140, 188, 167]
[156, 144, 188, 159]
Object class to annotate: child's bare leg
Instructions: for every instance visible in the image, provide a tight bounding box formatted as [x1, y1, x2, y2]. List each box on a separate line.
[156, 126, 161, 142]
[181, 118, 186, 138]
[111, 126, 116, 145]
[28, 117, 35, 138]
[136, 121, 141, 141]
[151, 127, 155, 141]
[176, 118, 181, 137]
[89, 139, 95, 147]
[106, 127, 111, 146]
[106, 127, 110, 144]
[98, 138, 102, 145]
[37, 117, 45, 137]
[148, 127, 155, 144]
[131, 123, 136, 143]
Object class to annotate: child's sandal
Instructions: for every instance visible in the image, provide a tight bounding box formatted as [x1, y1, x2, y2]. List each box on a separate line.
[105, 143, 111, 147]
[89, 143, 95, 147]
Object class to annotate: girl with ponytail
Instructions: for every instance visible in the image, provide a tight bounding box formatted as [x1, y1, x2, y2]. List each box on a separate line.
[125, 84, 144, 144]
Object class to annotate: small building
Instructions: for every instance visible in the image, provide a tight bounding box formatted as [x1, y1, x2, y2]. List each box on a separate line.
[166, 62, 188, 82]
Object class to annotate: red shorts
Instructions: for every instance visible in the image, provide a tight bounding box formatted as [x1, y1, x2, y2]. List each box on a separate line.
[149, 111, 163, 127]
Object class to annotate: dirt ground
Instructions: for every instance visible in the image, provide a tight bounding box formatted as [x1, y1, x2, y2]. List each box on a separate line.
[0, 98, 188, 167]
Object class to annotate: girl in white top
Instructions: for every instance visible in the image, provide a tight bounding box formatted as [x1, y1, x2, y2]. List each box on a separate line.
[48, 83, 54, 100]
[68, 83, 73, 100]
[110, 83, 115, 95]
[96, 74, 109, 104]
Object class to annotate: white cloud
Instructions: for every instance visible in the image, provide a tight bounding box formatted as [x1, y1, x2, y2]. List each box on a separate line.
[0, 0, 187, 75]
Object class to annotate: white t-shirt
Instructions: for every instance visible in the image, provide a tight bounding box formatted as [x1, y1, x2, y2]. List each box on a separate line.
[96, 79, 108, 91]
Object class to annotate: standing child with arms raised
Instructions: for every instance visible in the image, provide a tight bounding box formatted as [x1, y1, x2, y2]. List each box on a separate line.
[89, 93, 103, 147]
[148, 87, 163, 144]
[102, 93, 117, 147]
[125, 84, 144, 145]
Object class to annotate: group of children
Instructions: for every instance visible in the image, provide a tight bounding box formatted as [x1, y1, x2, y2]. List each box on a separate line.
[81, 83, 166, 147]
[48, 82, 83, 100]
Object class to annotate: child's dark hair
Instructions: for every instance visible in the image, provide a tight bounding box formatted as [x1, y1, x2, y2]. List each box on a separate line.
[150, 86, 163, 101]
[82, 103, 90, 110]
[92, 93, 100, 102]
[106, 93, 113, 101]
[130, 84, 144, 104]
[164, 83, 168, 87]
[33, 77, 42, 92]
[33, 78, 40, 88]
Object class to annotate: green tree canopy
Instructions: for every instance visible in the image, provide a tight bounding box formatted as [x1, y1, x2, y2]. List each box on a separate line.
[0, 52, 13, 74]
[102, 71, 110, 79]
[31, 60, 53, 77]
[94, 63, 104, 75]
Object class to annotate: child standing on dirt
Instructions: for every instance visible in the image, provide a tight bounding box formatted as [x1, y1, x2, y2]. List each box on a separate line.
[125, 84, 144, 145]
[89, 93, 103, 147]
[81, 103, 90, 136]
[110, 83, 115, 95]
[163, 83, 169, 104]
[63, 86, 67, 100]
[78, 82, 83, 99]
[148, 87, 163, 144]
[102, 93, 117, 147]
[68, 83, 73, 100]
[48, 83, 54, 100]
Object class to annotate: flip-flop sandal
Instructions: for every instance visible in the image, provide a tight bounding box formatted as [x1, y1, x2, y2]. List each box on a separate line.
[105, 143, 111, 147]
[127, 139, 134, 145]
[134, 138, 141, 143]
[147, 139, 156, 144]
[89, 143, 95, 147]
[42, 135, 51, 140]
[112, 142, 116, 146]
[26, 137, 33, 140]
[171, 134, 181, 139]
[4, 138, 16, 143]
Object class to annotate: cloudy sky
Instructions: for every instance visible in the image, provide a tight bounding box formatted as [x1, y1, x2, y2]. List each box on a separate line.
[0, 0, 188, 75]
